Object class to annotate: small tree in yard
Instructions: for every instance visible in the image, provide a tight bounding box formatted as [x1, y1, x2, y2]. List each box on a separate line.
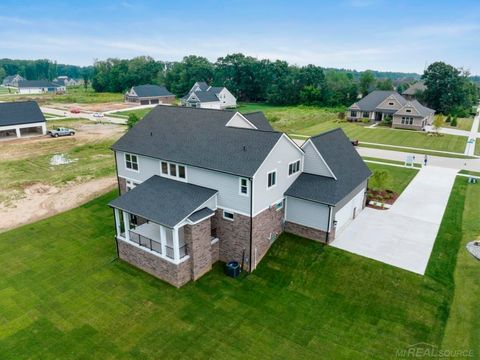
[445, 115, 451, 123]
[127, 113, 140, 129]
[369, 170, 390, 191]
[432, 115, 443, 132]
[451, 116, 458, 127]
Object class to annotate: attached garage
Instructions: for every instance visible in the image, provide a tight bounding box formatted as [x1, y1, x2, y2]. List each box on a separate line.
[333, 183, 367, 235]
[0, 101, 47, 141]
[124, 85, 175, 105]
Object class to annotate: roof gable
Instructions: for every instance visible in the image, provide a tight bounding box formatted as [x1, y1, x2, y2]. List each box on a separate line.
[225, 112, 257, 129]
[376, 94, 405, 112]
[354, 90, 402, 112]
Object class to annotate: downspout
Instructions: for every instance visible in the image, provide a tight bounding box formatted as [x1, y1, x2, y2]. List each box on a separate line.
[113, 150, 121, 195]
[249, 177, 254, 272]
[112, 207, 120, 259]
[326, 206, 332, 244]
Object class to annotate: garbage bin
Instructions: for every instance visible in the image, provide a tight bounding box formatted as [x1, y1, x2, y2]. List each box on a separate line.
[225, 261, 241, 278]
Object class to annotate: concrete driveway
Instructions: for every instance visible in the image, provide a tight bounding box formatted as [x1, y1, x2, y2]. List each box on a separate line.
[331, 166, 458, 275]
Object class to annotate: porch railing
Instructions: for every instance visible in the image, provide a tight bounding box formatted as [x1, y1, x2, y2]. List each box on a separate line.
[165, 244, 187, 259]
[129, 230, 188, 259]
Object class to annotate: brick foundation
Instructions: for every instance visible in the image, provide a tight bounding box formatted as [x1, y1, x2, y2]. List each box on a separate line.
[118, 239, 191, 287]
[184, 218, 212, 281]
[284, 221, 333, 243]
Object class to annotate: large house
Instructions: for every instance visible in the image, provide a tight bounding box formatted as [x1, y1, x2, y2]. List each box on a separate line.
[53, 76, 81, 87]
[0, 101, 47, 140]
[17, 80, 66, 94]
[109, 106, 371, 287]
[125, 85, 176, 105]
[2, 74, 25, 87]
[402, 81, 427, 100]
[348, 90, 435, 130]
[181, 82, 237, 109]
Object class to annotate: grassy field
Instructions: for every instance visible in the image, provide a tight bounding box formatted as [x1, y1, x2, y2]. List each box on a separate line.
[238, 103, 468, 154]
[367, 162, 418, 194]
[0, 86, 16, 95]
[109, 107, 153, 119]
[0, 175, 476, 359]
[439, 116, 474, 132]
[0, 86, 123, 104]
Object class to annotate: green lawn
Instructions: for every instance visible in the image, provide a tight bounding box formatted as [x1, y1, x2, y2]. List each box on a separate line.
[363, 156, 422, 168]
[440, 116, 474, 132]
[367, 162, 418, 194]
[109, 107, 153, 119]
[0, 86, 16, 95]
[238, 103, 467, 154]
[0, 86, 123, 104]
[0, 175, 477, 358]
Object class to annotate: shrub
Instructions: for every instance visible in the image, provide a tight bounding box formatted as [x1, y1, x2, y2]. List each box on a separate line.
[369, 170, 391, 190]
[445, 115, 451, 123]
[451, 116, 458, 127]
[362, 118, 370, 124]
[127, 113, 140, 129]
[338, 111, 345, 120]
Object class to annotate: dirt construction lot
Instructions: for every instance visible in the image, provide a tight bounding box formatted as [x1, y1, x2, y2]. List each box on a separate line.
[0, 119, 124, 232]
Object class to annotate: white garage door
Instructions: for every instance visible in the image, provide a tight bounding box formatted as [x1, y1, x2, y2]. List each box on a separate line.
[334, 187, 366, 234]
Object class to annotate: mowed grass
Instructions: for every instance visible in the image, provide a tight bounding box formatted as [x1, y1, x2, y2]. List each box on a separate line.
[238, 103, 467, 154]
[0, 176, 476, 359]
[366, 162, 418, 194]
[440, 116, 474, 132]
[110, 107, 153, 119]
[0, 86, 123, 104]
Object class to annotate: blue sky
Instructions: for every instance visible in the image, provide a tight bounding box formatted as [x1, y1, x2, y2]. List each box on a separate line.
[1, 0, 480, 74]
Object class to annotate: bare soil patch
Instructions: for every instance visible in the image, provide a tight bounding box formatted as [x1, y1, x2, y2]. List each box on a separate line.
[0, 177, 116, 233]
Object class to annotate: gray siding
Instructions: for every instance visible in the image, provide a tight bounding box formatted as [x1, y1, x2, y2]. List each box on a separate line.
[252, 136, 303, 215]
[302, 141, 333, 177]
[333, 180, 368, 214]
[285, 196, 330, 231]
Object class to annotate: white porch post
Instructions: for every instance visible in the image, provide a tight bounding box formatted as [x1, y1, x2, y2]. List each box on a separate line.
[173, 226, 180, 261]
[114, 208, 122, 238]
[15, 127, 21, 138]
[122, 211, 130, 242]
[160, 225, 166, 256]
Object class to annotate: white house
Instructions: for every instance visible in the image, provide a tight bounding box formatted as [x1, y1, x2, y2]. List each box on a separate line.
[17, 80, 66, 94]
[0, 101, 47, 140]
[109, 106, 371, 287]
[181, 81, 237, 109]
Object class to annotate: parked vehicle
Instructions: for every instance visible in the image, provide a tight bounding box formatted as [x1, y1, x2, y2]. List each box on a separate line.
[351, 139, 359, 146]
[93, 112, 104, 118]
[48, 127, 75, 137]
[70, 108, 81, 114]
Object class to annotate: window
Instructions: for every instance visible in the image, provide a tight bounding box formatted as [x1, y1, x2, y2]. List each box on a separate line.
[161, 161, 168, 175]
[350, 111, 357, 117]
[267, 171, 276, 188]
[239, 178, 249, 195]
[406, 109, 412, 113]
[388, 102, 394, 106]
[288, 160, 301, 176]
[363, 112, 369, 118]
[125, 153, 138, 171]
[223, 211, 234, 221]
[274, 200, 283, 211]
[401, 116, 414, 125]
[161, 161, 186, 180]
[126, 180, 138, 191]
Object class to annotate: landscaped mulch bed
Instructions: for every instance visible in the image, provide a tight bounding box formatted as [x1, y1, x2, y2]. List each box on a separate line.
[367, 189, 399, 210]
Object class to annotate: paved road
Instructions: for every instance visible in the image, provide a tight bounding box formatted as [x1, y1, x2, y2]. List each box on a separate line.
[331, 166, 458, 275]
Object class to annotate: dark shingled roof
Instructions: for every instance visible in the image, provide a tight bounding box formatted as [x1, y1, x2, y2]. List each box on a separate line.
[410, 99, 435, 117]
[192, 91, 219, 102]
[17, 80, 62, 88]
[0, 101, 46, 127]
[188, 207, 215, 223]
[286, 128, 371, 205]
[402, 81, 427, 96]
[351, 90, 405, 112]
[112, 106, 282, 177]
[132, 84, 173, 98]
[243, 112, 273, 131]
[195, 82, 209, 91]
[109, 176, 217, 228]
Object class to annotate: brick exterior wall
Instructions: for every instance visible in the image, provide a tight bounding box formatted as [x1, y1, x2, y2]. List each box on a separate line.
[211, 239, 219, 263]
[284, 221, 334, 244]
[118, 176, 127, 195]
[251, 203, 285, 267]
[184, 218, 212, 280]
[118, 239, 191, 287]
[212, 210, 251, 270]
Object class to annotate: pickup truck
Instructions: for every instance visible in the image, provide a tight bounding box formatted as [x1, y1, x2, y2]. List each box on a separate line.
[48, 127, 75, 137]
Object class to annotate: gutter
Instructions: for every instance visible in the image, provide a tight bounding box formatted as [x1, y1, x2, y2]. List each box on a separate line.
[249, 177, 254, 272]
[325, 206, 333, 244]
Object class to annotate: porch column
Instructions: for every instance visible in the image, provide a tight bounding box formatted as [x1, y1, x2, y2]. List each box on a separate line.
[15, 127, 21, 138]
[122, 211, 130, 242]
[114, 208, 122, 238]
[173, 226, 180, 261]
[160, 225, 166, 256]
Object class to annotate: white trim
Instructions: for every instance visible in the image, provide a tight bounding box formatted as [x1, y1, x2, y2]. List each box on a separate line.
[302, 139, 337, 180]
[287, 159, 301, 177]
[124, 153, 139, 173]
[267, 169, 277, 190]
[222, 210, 235, 221]
[252, 196, 285, 217]
[176, 194, 218, 227]
[238, 177, 249, 196]
[159, 160, 187, 182]
[118, 175, 143, 184]
[225, 112, 258, 129]
[117, 237, 190, 265]
[114, 208, 121, 237]
[186, 212, 215, 225]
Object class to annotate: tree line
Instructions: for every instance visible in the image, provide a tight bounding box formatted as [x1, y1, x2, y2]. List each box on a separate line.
[0, 59, 93, 82]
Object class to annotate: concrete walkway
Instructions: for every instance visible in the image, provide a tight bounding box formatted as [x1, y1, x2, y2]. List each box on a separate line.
[331, 166, 458, 275]
[464, 106, 480, 156]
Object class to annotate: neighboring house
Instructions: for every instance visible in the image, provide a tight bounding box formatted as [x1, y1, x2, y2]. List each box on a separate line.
[109, 106, 371, 287]
[348, 90, 435, 130]
[125, 84, 176, 105]
[2, 74, 25, 87]
[17, 80, 66, 94]
[53, 76, 81, 87]
[0, 101, 47, 140]
[181, 81, 237, 109]
[402, 81, 427, 101]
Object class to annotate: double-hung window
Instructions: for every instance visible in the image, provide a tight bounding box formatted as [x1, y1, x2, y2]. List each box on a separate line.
[161, 161, 186, 180]
[288, 160, 300, 176]
[125, 153, 138, 171]
[239, 178, 249, 196]
[267, 171, 276, 188]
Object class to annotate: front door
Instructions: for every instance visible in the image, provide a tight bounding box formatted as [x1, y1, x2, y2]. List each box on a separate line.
[375, 112, 383, 121]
